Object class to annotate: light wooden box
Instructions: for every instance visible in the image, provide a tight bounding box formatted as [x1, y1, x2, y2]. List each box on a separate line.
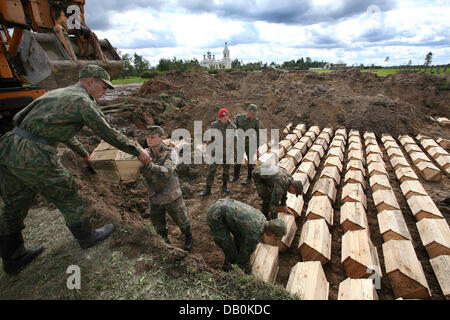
[89, 140, 143, 184]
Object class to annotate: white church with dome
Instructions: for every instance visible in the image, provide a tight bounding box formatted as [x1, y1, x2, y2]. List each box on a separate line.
[200, 42, 232, 69]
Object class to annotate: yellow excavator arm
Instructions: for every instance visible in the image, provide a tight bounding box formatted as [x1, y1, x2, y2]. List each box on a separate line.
[0, 0, 122, 132]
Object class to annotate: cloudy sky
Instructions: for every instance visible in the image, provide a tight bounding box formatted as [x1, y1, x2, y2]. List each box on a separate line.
[85, 0, 450, 66]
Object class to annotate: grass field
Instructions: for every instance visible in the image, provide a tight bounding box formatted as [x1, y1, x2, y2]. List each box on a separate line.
[361, 68, 401, 76]
[112, 67, 450, 85]
[313, 69, 336, 74]
[314, 66, 449, 77]
[112, 77, 147, 85]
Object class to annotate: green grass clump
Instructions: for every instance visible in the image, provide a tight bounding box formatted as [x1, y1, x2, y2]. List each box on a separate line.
[112, 77, 147, 85]
[361, 68, 400, 77]
[314, 69, 337, 74]
[310, 67, 449, 77]
[438, 81, 450, 90]
[0, 205, 298, 300]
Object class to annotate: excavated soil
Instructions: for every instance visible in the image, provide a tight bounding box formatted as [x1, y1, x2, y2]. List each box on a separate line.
[7, 69, 450, 299]
[130, 69, 450, 138]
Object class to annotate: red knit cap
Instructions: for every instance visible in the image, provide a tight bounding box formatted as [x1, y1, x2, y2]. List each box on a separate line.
[218, 108, 229, 118]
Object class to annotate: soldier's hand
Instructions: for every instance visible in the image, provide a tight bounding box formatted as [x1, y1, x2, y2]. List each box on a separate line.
[139, 165, 147, 175]
[82, 155, 90, 166]
[280, 206, 294, 216]
[139, 149, 152, 165]
[83, 155, 96, 174]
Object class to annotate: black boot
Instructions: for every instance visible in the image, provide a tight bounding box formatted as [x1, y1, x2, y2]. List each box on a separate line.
[238, 262, 252, 275]
[222, 253, 237, 272]
[0, 233, 44, 275]
[222, 181, 229, 194]
[184, 230, 193, 252]
[242, 167, 253, 185]
[222, 262, 233, 272]
[68, 219, 115, 250]
[229, 166, 241, 183]
[160, 231, 171, 245]
[200, 185, 211, 197]
[262, 202, 270, 220]
[242, 175, 252, 185]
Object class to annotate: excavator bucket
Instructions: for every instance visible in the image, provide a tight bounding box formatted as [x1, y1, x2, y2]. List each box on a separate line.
[16, 30, 122, 90]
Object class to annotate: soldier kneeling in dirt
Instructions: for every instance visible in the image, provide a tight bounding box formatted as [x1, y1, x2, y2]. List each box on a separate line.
[140, 126, 193, 251]
[207, 198, 286, 274]
[253, 166, 304, 220]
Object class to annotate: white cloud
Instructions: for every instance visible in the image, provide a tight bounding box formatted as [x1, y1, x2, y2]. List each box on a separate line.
[87, 0, 450, 66]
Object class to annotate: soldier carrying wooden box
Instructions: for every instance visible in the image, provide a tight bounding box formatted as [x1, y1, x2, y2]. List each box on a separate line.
[0, 65, 152, 275]
[140, 126, 193, 252]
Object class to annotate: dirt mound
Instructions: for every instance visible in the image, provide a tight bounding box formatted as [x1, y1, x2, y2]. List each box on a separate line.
[135, 79, 180, 95]
[105, 69, 448, 140]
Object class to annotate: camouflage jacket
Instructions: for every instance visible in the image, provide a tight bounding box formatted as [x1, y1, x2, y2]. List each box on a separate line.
[141, 144, 182, 205]
[207, 198, 267, 271]
[0, 83, 142, 168]
[234, 113, 260, 146]
[208, 120, 237, 152]
[253, 166, 293, 215]
[208, 198, 266, 249]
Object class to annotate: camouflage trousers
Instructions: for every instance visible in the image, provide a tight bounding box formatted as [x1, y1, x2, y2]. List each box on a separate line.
[253, 178, 276, 219]
[207, 203, 256, 273]
[234, 142, 257, 176]
[205, 163, 230, 187]
[0, 164, 87, 236]
[150, 196, 190, 236]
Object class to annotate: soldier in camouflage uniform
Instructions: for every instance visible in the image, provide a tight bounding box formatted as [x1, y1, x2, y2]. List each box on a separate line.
[140, 126, 192, 251]
[200, 108, 237, 196]
[207, 198, 287, 274]
[0, 65, 152, 275]
[230, 104, 261, 185]
[253, 166, 304, 220]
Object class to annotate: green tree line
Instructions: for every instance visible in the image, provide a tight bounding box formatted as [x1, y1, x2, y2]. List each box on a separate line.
[118, 51, 444, 79]
[119, 52, 330, 78]
[118, 53, 205, 78]
[280, 57, 327, 69]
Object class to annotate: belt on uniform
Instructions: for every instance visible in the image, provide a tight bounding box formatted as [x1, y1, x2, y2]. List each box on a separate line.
[219, 198, 231, 220]
[12, 127, 57, 147]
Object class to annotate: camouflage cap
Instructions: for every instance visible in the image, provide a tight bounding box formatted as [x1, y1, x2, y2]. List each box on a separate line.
[79, 65, 114, 89]
[267, 219, 287, 239]
[146, 125, 165, 136]
[290, 180, 304, 196]
[247, 103, 258, 115]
